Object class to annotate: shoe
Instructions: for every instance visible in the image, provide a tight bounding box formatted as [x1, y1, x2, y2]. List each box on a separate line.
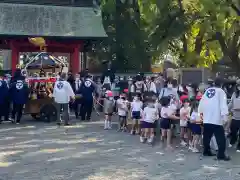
[10, 118, 15, 123]
[228, 144, 233, 148]
[130, 130, 134, 135]
[57, 122, 61, 126]
[147, 136, 154, 143]
[236, 149, 240, 153]
[180, 141, 187, 146]
[16, 122, 20, 125]
[188, 146, 193, 151]
[216, 156, 231, 161]
[192, 148, 200, 153]
[64, 123, 71, 126]
[140, 136, 145, 143]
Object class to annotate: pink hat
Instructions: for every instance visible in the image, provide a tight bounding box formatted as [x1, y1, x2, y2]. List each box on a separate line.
[106, 90, 113, 97]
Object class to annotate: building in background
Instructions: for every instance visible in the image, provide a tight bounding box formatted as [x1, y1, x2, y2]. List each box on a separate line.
[0, 0, 106, 74]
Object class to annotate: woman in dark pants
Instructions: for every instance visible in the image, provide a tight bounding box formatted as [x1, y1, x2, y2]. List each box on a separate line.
[228, 80, 240, 152]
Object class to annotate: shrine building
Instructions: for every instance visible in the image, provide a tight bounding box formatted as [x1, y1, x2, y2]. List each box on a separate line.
[0, 0, 107, 74]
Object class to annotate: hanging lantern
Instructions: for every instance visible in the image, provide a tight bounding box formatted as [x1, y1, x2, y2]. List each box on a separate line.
[28, 37, 46, 51]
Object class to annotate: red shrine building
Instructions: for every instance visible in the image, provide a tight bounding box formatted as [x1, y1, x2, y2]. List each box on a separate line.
[0, 0, 106, 74]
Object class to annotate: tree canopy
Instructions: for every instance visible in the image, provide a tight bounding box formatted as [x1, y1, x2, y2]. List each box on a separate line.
[90, 0, 240, 73]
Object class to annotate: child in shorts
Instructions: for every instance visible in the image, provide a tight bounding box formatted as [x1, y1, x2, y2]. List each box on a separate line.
[130, 94, 143, 134]
[103, 91, 115, 130]
[140, 97, 159, 143]
[180, 99, 191, 146]
[116, 93, 128, 131]
[190, 101, 202, 152]
[160, 96, 179, 149]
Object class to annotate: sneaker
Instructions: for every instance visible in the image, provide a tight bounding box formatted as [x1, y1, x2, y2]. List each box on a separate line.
[147, 136, 154, 143]
[188, 146, 193, 151]
[192, 148, 200, 153]
[140, 136, 145, 143]
[130, 130, 134, 135]
[180, 141, 187, 146]
[228, 144, 233, 148]
[16, 122, 20, 125]
[236, 149, 240, 153]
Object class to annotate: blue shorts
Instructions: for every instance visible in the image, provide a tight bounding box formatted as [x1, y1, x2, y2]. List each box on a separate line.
[132, 111, 141, 119]
[141, 121, 155, 129]
[191, 124, 202, 135]
[160, 118, 171, 130]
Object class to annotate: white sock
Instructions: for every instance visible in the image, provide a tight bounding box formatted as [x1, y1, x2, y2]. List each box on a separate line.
[104, 120, 108, 129]
[108, 121, 111, 128]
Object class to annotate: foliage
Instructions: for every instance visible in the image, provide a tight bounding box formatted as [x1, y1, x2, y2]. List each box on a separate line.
[93, 0, 240, 73]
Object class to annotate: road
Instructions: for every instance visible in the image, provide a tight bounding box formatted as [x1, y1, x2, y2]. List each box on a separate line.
[0, 116, 240, 180]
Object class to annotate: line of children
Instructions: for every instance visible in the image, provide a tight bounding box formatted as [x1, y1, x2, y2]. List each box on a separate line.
[102, 90, 207, 151]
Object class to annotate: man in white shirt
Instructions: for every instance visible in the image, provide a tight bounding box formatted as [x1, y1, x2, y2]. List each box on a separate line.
[53, 72, 75, 126]
[198, 78, 230, 161]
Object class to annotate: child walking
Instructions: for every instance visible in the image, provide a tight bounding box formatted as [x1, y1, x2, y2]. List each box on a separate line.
[131, 94, 143, 134]
[140, 97, 159, 143]
[116, 93, 128, 131]
[103, 91, 115, 130]
[190, 101, 202, 153]
[160, 96, 179, 149]
[180, 99, 191, 146]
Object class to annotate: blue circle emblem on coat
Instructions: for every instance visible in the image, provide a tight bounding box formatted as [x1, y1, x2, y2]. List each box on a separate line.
[57, 82, 64, 89]
[206, 88, 216, 98]
[16, 81, 23, 89]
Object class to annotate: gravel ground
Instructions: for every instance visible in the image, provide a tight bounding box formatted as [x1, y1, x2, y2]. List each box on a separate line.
[0, 116, 240, 180]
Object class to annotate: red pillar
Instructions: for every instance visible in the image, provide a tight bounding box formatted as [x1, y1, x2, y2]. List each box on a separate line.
[10, 41, 19, 75]
[70, 43, 82, 74]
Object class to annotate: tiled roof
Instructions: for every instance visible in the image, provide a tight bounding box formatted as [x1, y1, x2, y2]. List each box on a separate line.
[0, 3, 107, 38]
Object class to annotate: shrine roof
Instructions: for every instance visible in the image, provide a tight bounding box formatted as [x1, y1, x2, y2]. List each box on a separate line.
[0, 3, 107, 38]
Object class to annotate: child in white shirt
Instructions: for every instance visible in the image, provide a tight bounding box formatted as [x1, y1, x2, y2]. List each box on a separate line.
[190, 101, 202, 153]
[116, 94, 128, 131]
[179, 99, 191, 146]
[160, 96, 179, 149]
[131, 94, 143, 134]
[141, 97, 159, 143]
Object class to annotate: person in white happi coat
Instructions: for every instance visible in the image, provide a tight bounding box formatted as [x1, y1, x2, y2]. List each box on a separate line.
[53, 72, 75, 126]
[198, 78, 230, 161]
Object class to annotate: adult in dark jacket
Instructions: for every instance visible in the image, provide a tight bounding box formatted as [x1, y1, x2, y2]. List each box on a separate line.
[0, 79, 9, 122]
[77, 75, 97, 121]
[67, 72, 75, 110]
[9, 77, 29, 124]
[10, 69, 25, 84]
